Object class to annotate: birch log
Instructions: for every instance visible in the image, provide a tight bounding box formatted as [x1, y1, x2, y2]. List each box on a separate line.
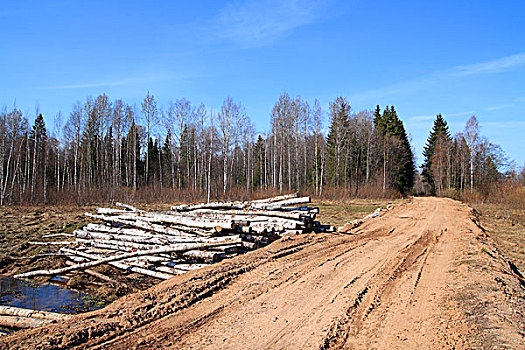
[170, 201, 245, 212]
[0, 306, 71, 321]
[249, 192, 298, 203]
[16, 240, 240, 278]
[192, 208, 307, 220]
[0, 315, 55, 329]
[251, 196, 311, 210]
[62, 249, 174, 280]
[181, 250, 225, 261]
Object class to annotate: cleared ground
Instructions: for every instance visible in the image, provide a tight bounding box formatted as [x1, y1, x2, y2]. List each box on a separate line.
[2, 197, 524, 349]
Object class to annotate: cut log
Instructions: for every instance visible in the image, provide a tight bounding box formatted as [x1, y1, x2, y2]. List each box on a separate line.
[62, 249, 174, 280]
[122, 212, 236, 231]
[250, 192, 298, 203]
[181, 250, 225, 261]
[96, 208, 130, 215]
[115, 202, 143, 212]
[41, 233, 74, 238]
[0, 306, 71, 321]
[75, 237, 164, 251]
[251, 196, 311, 210]
[0, 315, 55, 329]
[87, 212, 235, 233]
[28, 241, 75, 246]
[164, 263, 212, 271]
[16, 240, 241, 278]
[73, 229, 171, 245]
[170, 201, 245, 212]
[242, 241, 257, 250]
[192, 208, 307, 220]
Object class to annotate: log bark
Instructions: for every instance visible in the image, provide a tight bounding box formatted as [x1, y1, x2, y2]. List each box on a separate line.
[96, 208, 130, 215]
[181, 250, 225, 261]
[28, 241, 76, 246]
[251, 196, 311, 210]
[0, 306, 71, 321]
[62, 249, 174, 280]
[170, 201, 245, 212]
[250, 192, 298, 203]
[41, 233, 74, 238]
[0, 315, 55, 329]
[16, 240, 241, 278]
[115, 202, 143, 212]
[192, 208, 307, 220]
[74, 229, 171, 245]
[87, 212, 234, 233]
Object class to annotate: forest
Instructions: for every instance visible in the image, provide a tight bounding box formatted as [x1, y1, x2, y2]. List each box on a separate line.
[0, 92, 523, 205]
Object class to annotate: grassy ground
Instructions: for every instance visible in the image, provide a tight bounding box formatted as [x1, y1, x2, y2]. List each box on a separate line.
[312, 199, 399, 228]
[471, 203, 525, 273]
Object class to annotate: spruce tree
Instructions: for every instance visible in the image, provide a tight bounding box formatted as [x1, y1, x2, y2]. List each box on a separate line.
[387, 107, 415, 195]
[326, 97, 351, 186]
[422, 114, 451, 194]
[373, 105, 415, 196]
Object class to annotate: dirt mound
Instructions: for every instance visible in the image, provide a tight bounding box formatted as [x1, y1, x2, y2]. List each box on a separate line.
[2, 197, 524, 349]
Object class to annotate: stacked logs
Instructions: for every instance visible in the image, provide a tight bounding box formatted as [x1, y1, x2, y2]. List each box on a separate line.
[17, 193, 330, 282]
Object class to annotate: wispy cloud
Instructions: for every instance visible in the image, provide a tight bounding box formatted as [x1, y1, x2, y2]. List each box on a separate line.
[352, 52, 525, 103]
[215, 0, 330, 47]
[408, 110, 474, 123]
[42, 75, 169, 90]
[453, 53, 525, 76]
[481, 120, 525, 128]
[485, 103, 515, 111]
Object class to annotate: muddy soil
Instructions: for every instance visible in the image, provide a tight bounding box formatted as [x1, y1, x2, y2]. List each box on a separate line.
[2, 197, 524, 349]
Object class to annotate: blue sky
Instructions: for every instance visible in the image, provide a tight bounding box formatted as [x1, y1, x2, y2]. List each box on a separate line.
[2, 0, 524, 167]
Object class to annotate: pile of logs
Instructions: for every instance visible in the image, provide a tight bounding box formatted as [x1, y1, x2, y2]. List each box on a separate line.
[17, 193, 330, 282]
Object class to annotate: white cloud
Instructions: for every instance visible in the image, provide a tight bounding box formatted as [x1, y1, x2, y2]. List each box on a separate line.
[216, 0, 329, 47]
[352, 52, 525, 103]
[453, 53, 525, 76]
[408, 110, 473, 123]
[42, 75, 170, 90]
[485, 103, 515, 111]
[481, 120, 525, 128]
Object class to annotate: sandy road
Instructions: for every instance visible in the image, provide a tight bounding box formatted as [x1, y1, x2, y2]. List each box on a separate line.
[2, 197, 524, 349]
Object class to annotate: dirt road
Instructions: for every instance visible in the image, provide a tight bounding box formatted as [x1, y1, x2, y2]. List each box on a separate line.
[2, 197, 524, 349]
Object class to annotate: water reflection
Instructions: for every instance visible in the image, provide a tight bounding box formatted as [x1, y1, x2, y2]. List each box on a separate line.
[0, 275, 102, 314]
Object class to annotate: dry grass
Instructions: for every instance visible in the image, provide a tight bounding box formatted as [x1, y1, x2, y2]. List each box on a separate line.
[313, 199, 400, 228]
[472, 203, 525, 273]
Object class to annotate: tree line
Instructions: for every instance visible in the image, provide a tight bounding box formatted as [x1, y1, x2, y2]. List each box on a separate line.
[420, 114, 521, 197]
[0, 92, 519, 205]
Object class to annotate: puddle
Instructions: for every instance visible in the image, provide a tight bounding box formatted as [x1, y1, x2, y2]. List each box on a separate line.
[0, 275, 106, 334]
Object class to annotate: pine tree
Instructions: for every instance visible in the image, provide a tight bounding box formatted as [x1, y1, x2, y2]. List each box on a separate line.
[422, 114, 451, 194]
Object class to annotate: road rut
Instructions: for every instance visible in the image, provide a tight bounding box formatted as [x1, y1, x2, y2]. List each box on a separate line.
[2, 197, 524, 349]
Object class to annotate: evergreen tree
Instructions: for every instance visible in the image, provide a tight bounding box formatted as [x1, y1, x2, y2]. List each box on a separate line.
[387, 107, 415, 196]
[421, 114, 451, 194]
[326, 96, 350, 187]
[373, 106, 415, 196]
